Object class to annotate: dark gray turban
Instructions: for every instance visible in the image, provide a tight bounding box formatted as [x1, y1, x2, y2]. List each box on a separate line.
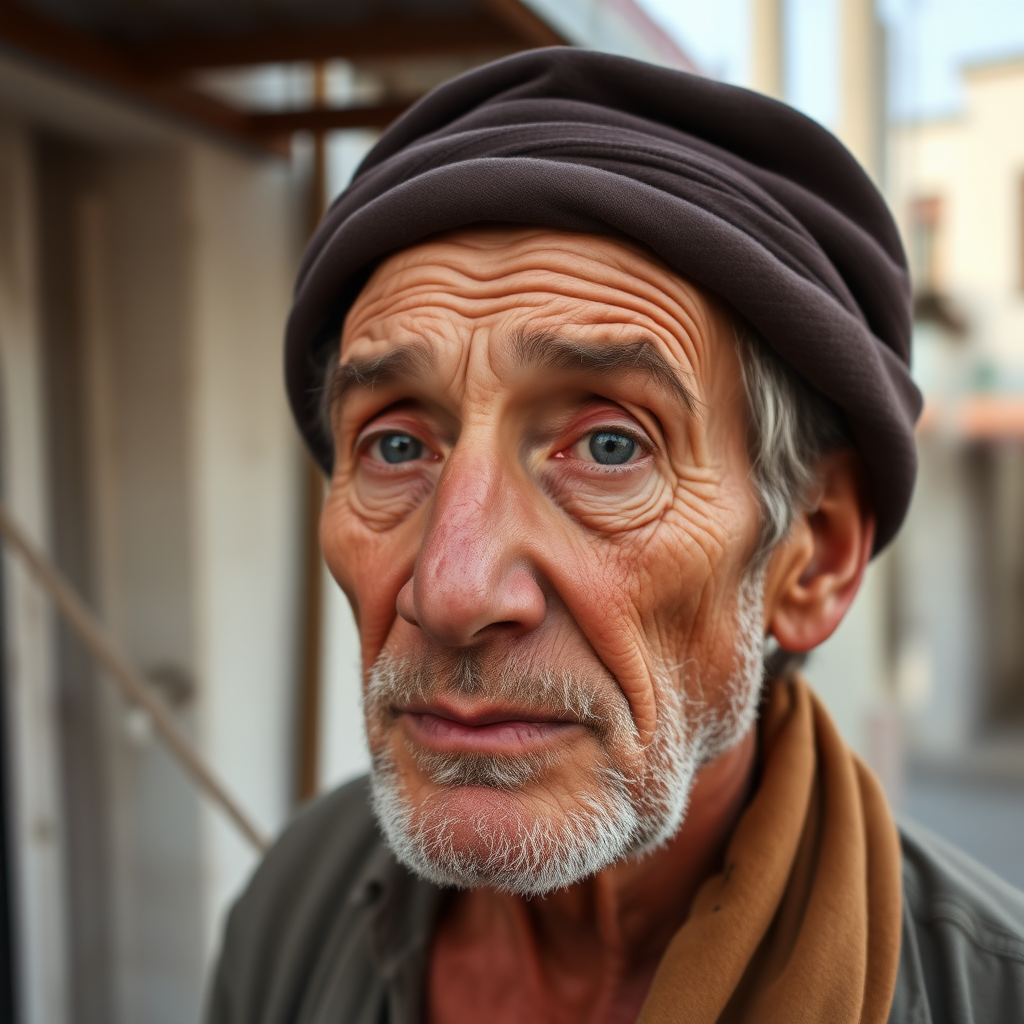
[286, 47, 920, 551]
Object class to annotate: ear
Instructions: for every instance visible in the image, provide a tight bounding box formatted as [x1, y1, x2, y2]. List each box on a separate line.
[763, 448, 876, 653]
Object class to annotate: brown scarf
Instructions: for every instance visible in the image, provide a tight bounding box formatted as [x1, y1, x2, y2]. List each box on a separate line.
[638, 676, 903, 1024]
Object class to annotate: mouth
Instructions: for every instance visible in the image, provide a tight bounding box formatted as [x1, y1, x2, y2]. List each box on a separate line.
[397, 701, 586, 757]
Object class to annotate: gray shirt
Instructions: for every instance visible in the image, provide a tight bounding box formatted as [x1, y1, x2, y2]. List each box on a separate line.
[206, 777, 1024, 1024]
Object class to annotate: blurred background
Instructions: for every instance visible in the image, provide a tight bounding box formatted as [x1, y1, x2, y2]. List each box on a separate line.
[0, 0, 1022, 1021]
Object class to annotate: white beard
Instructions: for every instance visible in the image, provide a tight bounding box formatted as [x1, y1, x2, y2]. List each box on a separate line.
[366, 565, 767, 897]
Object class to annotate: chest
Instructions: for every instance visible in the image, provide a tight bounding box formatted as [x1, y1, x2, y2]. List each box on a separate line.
[424, 923, 657, 1024]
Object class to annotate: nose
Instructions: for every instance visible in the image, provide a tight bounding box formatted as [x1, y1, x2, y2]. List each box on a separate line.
[396, 448, 546, 647]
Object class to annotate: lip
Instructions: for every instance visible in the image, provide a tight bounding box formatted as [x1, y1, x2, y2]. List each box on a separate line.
[397, 702, 585, 756]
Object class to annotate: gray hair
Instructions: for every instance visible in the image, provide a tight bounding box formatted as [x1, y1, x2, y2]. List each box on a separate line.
[316, 321, 850, 564]
[733, 320, 851, 565]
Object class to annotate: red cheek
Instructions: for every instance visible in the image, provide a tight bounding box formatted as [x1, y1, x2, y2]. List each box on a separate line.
[320, 498, 419, 667]
[523, 536, 658, 740]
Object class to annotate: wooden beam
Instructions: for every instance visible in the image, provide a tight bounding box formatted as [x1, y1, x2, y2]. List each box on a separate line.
[0, 1, 283, 155]
[249, 102, 411, 137]
[139, 16, 523, 75]
[479, 0, 567, 48]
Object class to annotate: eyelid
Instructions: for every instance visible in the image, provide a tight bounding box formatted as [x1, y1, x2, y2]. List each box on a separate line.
[354, 412, 433, 451]
[349, 397, 446, 448]
[603, 424, 653, 450]
[559, 398, 659, 447]
[364, 426, 431, 445]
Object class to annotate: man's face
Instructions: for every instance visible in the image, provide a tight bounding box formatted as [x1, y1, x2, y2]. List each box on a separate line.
[321, 227, 768, 893]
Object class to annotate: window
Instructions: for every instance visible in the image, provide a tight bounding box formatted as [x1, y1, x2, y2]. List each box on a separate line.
[909, 195, 943, 294]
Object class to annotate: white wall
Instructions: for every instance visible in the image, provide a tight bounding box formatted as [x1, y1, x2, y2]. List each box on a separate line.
[0, 74, 309, 1020]
[183, 140, 306, 964]
[319, 569, 369, 790]
[91, 147, 205, 1024]
[804, 557, 892, 763]
[897, 439, 984, 749]
[0, 119, 70, 1024]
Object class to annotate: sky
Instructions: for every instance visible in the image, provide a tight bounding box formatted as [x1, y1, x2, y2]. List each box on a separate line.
[637, 0, 1024, 128]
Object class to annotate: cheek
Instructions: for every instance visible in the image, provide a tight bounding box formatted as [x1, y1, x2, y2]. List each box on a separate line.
[352, 469, 436, 531]
[320, 486, 417, 667]
[541, 531, 682, 743]
[547, 493, 755, 743]
[641, 482, 759, 648]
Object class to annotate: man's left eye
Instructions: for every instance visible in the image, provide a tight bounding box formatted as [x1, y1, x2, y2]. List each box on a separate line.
[369, 433, 426, 464]
[568, 430, 644, 466]
[589, 432, 636, 464]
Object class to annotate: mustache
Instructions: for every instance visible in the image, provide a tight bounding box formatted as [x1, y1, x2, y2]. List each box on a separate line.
[365, 649, 636, 743]
[366, 648, 637, 792]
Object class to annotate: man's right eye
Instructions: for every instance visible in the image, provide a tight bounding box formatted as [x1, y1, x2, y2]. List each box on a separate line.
[370, 433, 425, 464]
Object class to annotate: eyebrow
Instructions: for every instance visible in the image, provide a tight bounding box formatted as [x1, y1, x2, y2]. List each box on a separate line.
[511, 328, 698, 413]
[324, 341, 436, 425]
[323, 328, 698, 429]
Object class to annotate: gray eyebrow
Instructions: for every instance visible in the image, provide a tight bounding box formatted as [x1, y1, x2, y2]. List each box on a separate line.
[510, 328, 698, 413]
[322, 329, 698, 435]
[323, 341, 436, 426]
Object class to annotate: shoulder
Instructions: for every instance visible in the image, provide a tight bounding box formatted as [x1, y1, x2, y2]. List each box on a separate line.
[241, 774, 382, 902]
[890, 818, 1024, 1024]
[227, 775, 385, 943]
[206, 776, 391, 1024]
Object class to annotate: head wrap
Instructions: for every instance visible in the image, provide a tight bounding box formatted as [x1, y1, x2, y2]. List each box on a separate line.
[286, 47, 921, 551]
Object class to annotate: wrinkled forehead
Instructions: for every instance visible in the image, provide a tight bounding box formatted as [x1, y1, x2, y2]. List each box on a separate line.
[348, 226, 706, 315]
[340, 226, 739, 391]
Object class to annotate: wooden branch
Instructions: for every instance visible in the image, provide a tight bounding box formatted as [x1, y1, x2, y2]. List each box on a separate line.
[0, 500, 271, 854]
[479, 0, 567, 48]
[249, 102, 412, 137]
[0, 0, 569, 149]
[0, 1, 284, 155]
[139, 16, 522, 75]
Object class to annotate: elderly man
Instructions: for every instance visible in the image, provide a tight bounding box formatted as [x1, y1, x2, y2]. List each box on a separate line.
[208, 50, 1024, 1023]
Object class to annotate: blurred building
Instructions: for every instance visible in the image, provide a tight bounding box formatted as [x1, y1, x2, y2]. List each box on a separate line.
[883, 53, 1024, 884]
[0, 4, 692, 1023]
[890, 53, 1024, 751]
[746, 0, 1024, 893]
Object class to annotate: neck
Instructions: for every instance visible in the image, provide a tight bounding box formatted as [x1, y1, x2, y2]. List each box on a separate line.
[430, 730, 757, 1022]
[527, 728, 757, 961]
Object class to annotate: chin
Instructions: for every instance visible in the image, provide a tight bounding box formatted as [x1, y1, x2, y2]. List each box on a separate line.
[408, 784, 545, 856]
[359, 643, 741, 893]
[368, 744, 690, 896]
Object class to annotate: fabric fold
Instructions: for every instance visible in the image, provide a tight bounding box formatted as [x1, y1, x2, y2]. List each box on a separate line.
[637, 677, 902, 1024]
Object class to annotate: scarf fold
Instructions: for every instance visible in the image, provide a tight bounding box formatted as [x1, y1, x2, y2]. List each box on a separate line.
[638, 676, 902, 1024]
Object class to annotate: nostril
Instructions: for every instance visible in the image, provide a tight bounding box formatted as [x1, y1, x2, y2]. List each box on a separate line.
[396, 579, 418, 625]
[470, 620, 523, 640]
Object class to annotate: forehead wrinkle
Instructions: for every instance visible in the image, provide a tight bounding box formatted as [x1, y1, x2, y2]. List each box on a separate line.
[509, 327, 699, 415]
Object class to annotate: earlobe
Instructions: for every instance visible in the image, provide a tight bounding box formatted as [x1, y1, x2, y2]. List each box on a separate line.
[766, 449, 875, 654]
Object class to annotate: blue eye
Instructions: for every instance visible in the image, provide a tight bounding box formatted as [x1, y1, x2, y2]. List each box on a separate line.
[589, 432, 636, 465]
[378, 433, 424, 464]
